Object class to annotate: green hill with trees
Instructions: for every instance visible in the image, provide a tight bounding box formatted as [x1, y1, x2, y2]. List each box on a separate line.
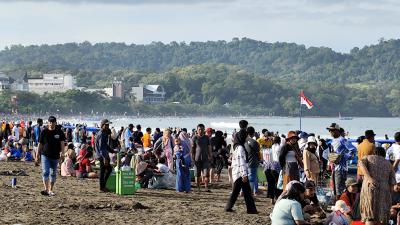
[0, 38, 399, 116]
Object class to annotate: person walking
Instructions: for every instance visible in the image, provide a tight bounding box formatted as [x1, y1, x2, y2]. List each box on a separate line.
[360, 147, 396, 225]
[95, 119, 115, 192]
[191, 124, 212, 192]
[225, 129, 258, 214]
[36, 116, 65, 196]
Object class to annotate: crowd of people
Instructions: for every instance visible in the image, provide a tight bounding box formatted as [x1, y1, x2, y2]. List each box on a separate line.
[2, 116, 400, 224]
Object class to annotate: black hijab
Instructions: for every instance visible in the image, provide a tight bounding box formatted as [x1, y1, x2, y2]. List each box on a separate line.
[233, 129, 247, 149]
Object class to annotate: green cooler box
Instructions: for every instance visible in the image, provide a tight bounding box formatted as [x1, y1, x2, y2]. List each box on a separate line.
[106, 172, 116, 192]
[116, 170, 136, 195]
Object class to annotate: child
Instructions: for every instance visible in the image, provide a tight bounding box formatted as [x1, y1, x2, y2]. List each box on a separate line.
[173, 138, 185, 169]
[390, 181, 400, 224]
[155, 157, 169, 174]
[10, 142, 23, 160]
[23, 149, 33, 162]
[61, 149, 76, 177]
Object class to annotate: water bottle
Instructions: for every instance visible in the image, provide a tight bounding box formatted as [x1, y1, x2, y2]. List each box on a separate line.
[11, 177, 17, 188]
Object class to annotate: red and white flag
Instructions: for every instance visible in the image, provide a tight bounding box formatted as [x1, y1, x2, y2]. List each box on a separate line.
[300, 91, 313, 109]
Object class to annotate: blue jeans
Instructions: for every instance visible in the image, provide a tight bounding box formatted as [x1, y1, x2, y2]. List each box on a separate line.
[248, 167, 258, 194]
[41, 155, 58, 183]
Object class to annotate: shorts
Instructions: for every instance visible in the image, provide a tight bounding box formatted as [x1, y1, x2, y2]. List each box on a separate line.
[41, 155, 58, 183]
[194, 160, 210, 177]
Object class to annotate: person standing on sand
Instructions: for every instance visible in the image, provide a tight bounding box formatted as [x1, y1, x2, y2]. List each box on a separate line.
[225, 129, 258, 214]
[191, 124, 212, 192]
[327, 123, 355, 200]
[95, 119, 115, 192]
[244, 126, 260, 196]
[36, 116, 66, 196]
[357, 130, 376, 182]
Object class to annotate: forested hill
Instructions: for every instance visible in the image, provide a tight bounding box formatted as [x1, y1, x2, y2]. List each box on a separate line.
[1, 38, 400, 84]
[0, 38, 400, 117]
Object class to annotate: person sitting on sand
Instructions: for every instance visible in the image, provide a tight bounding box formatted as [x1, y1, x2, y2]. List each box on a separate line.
[61, 148, 76, 177]
[76, 148, 97, 178]
[23, 148, 34, 162]
[324, 200, 351, 225]
[339, 178, 360, 220]
[271, 182, 310, 225]
[148, 157, 175, 189]
[390, 179, 400, 224]
[155, 157, 169, 174]
[301, 180, 325, 219]
[10, 142, 23, 160]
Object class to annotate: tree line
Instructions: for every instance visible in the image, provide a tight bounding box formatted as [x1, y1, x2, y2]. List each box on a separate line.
[0, 38, 399, 116]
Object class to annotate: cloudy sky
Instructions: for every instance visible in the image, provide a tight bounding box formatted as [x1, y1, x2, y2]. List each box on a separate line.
[0, 0, 399, 52]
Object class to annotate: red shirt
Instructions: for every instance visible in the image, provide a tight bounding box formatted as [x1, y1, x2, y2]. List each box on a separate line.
[78, 158, 90, 173]
[79, 148, 87, 157]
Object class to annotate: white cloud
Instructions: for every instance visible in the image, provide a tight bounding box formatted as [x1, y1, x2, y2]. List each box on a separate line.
[0, 0, 399, 52]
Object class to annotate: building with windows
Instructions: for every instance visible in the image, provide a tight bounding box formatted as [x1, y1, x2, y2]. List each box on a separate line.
[130, 84, 166, 104]
[112, 80, 124, 99]
[28, 73, 77, 94]
[0, 73, 11, 91]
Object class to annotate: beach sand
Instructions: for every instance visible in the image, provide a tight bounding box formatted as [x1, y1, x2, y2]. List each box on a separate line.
[0, 162, 273, 225]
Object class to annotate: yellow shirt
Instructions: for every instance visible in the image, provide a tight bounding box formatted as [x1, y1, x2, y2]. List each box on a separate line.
[142, 132, 152, 148]
[357, 139, 375, 176]
[257, 137, 272, 160]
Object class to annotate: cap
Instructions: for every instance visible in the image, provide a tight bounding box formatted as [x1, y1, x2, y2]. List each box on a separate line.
[326, 123, 340, 131]
[100, 119, 111, 127]
[299, 132, 309, 139]
[48, 116, 57, 123]
[365, 130, 376, 137]
[304, 180, 316, 189]
[345, 178, 358, 187]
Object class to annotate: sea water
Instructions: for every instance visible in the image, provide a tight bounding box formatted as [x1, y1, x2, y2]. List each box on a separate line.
[61, 116, 400, 139]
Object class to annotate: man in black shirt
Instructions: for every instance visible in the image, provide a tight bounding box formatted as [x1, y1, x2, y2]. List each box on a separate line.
[36, 116, 65, 196]
[191, 124, 212, 192]
[95, 119, 115, 192]
[244, 126, 260, 196]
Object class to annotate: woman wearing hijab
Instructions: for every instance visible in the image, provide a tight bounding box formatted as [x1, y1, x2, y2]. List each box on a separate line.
[225, 129, 258, 214]
[162, 129, 174, 172]
[174, 132, 191, 193]
[211, 130, 227, 182]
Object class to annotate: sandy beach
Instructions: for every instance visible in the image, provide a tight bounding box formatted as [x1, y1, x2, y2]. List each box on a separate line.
[0, 161, 273, 225]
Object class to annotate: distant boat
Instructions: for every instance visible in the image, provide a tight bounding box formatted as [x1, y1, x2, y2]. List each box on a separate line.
[339, 112, 353, 120]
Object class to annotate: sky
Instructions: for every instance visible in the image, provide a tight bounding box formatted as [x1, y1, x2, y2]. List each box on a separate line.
[0, 0, 400, 52]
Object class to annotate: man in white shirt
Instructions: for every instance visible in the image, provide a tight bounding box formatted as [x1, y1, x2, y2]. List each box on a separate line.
[12, 123, 20, 141]
[392, 132, 400, 182]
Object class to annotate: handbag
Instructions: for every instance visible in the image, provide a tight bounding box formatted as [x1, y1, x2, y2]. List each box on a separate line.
[328, 152, 342, 164]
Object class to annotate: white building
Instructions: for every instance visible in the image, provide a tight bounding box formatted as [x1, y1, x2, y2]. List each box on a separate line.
[0, 73, 11, 91]
[28, 73, 77, 94]
[131, 84, 166, 104]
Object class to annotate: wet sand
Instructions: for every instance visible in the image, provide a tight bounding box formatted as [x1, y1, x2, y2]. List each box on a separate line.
[0, 162, 273, 225]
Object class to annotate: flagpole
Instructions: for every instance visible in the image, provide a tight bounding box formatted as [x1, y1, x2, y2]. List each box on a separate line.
[299, 90, 302, 131]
